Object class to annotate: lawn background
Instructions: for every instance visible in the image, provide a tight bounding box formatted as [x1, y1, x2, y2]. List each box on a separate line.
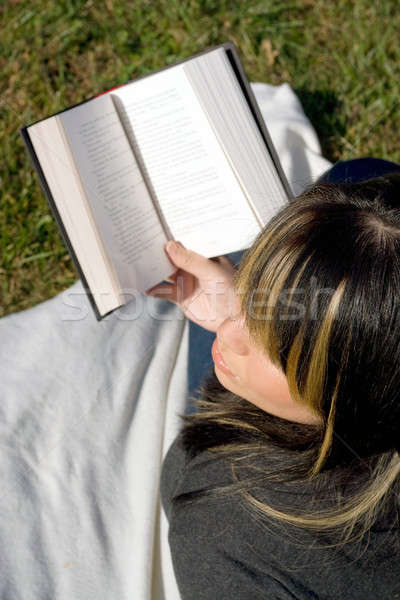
[1, 0, 399, 317]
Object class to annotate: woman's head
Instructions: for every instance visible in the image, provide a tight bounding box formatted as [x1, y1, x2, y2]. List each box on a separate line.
[216, 173, 400, 474]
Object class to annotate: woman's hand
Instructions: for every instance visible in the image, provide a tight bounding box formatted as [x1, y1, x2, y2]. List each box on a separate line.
[145, 241, 240, 332]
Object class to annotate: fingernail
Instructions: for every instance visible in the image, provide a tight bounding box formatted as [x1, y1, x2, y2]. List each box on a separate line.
[166, 241, 183, 255]
[166, 241, 179, 255]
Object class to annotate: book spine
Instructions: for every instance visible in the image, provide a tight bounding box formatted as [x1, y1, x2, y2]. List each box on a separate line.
[20, 127, 109, 322]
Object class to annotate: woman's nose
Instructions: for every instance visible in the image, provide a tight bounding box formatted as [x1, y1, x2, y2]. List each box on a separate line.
[217, 314, 250, 356]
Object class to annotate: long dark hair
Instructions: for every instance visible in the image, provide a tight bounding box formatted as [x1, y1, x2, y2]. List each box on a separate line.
[175, 173, 400, 546]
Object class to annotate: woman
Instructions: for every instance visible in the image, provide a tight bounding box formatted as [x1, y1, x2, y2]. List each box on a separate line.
[147, 162, 400, 599]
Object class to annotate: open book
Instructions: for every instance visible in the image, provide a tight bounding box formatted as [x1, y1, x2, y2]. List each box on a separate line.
[21, 42, 291, 320]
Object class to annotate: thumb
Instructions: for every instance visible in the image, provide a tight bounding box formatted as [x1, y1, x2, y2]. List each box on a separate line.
[165, 241, 222, 279]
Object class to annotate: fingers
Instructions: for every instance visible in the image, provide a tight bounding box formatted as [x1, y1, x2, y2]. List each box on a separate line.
[165, 241, 228, 279]
[145, 284, 179, 303]
[145, 270, 196, 302]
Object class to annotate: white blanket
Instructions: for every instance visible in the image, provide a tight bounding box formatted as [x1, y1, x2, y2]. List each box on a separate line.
[0, 83, 331, 600]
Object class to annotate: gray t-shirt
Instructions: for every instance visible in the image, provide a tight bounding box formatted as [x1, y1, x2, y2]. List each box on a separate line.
[161, 433, 400, 600]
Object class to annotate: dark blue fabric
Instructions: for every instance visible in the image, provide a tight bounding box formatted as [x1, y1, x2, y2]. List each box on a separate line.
[317, 157, 400, 184]
[187, 250, 244, 407]
[187, 159, 400, 404]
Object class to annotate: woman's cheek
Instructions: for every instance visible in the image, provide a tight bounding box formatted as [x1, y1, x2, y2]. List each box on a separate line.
[229, 354, 251, 386]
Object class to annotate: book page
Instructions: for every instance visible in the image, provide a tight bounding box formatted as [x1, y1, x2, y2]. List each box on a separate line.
[112, 66, 261, 257]
[58, 94, 172, 296]
[183, 48, 288, 225]
[28, 117, 121, 317]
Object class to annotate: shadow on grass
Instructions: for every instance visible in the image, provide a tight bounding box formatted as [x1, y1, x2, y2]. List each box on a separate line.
[294, 88, 346, 163]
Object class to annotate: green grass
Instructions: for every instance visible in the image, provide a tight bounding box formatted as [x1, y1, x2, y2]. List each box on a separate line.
[1, 0, 399, 317]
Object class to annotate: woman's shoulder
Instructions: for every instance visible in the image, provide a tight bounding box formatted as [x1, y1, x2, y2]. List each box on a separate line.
[161, 430, 400, 600]
[161, 426, 400, 528]
[161, 426, 357, 511]
[161, 429, 232, 518]
[160, 431, 188, 518]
